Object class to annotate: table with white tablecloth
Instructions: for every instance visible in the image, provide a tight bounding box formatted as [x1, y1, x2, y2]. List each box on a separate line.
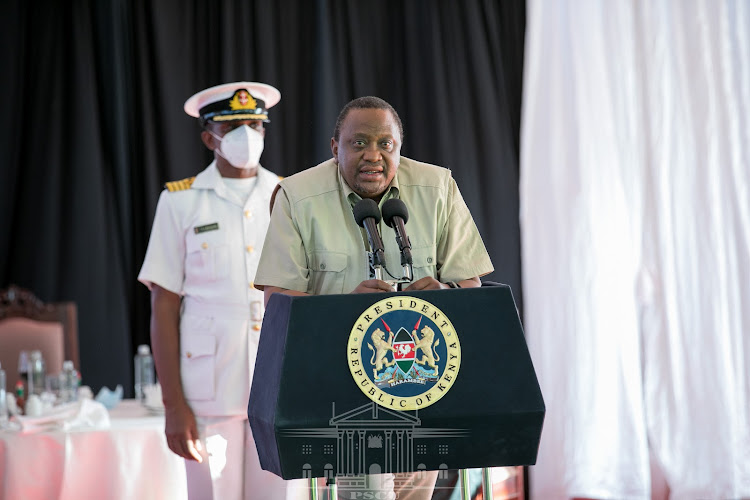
[0, 399, 187, 500]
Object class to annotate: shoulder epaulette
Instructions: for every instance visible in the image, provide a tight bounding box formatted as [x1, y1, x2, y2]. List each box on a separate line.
[165, 177, 196, 192]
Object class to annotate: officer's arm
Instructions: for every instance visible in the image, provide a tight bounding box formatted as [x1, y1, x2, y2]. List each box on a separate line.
[150, 284, 202, 462]
[150, 285, 185, 409]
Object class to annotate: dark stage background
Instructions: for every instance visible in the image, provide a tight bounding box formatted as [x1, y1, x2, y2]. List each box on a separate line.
[0, 0, 525, 396]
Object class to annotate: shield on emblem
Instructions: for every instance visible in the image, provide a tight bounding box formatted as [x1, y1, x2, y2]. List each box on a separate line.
[393, 327, 416, 374]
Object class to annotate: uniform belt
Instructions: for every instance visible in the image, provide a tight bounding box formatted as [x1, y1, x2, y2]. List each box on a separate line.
[182, 297, 261, 320]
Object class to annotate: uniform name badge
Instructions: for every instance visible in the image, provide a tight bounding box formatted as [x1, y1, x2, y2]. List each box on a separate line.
[194, 222, 220, 234]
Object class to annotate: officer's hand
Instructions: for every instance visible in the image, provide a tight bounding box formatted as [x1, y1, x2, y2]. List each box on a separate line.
[164, 400, 203, 463]
[351, 279, 395, 294]
[402, 276, 448, 291]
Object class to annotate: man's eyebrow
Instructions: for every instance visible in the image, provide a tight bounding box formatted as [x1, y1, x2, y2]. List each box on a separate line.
[352, 132, 395, 140]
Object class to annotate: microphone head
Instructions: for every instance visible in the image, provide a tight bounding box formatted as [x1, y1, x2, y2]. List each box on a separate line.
[352, 198, 381, 227]
[381, 198, 409, 227]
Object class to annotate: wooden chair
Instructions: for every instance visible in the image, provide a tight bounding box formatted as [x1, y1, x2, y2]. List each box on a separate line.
[0, 284, 79, 385]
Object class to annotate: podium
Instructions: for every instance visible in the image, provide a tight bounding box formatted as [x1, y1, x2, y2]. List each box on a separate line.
[248, 284, 545, 488]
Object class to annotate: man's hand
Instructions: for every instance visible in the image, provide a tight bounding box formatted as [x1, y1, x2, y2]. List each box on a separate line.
[402, 276, 448, 291]
[351, 279, 395, 294]
[164, 400, 203, 463]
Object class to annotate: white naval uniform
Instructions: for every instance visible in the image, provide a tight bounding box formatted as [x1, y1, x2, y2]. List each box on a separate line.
[138, 161, 307, 500]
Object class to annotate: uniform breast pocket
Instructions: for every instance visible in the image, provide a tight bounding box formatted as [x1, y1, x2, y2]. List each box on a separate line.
[185, 231, 230, 282]
[309, 251, 348, 295]
[411, 244, 438, 281]
[180, 333, 216, 401]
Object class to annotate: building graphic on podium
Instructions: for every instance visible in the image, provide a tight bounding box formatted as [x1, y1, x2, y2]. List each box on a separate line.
[281, 401, 467, 488]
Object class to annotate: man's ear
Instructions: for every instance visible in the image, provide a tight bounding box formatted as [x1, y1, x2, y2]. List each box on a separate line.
[331, 137, 338, 163]
[201, 130, 216, 150]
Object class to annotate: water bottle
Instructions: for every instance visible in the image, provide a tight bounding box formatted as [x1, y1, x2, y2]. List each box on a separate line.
[28, 350, 46, 396]
[18, 350, 29, 391]
[134, 344, 155, 402]
[59, 360, 78, 403]
[0, 362, 8, 427]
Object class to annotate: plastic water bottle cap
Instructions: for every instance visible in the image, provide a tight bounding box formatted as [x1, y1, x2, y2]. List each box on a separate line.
[137, 345, 151, 355]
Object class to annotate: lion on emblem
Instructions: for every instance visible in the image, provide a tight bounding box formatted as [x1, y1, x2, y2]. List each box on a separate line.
[368, 328, 396, 378]
[413, 325, 441, 370]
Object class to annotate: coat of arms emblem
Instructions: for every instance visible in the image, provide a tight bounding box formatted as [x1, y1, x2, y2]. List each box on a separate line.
[347, 296, 461, 410]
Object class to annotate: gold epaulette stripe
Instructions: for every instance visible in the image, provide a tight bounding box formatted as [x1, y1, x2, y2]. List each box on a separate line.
[165, 176, 196, 192]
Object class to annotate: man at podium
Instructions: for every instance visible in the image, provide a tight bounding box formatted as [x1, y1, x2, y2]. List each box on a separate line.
[255, 96, 494, 499]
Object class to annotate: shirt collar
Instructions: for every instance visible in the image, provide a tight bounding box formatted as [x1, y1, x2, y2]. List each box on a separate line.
[190, 161, 222, 190]
[191, 160, 275, 193]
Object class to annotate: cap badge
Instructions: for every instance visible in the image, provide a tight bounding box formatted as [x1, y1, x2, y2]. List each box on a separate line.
[229, 89, 257, 111]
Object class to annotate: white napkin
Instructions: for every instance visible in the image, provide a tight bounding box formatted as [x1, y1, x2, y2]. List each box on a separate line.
[95, 384, 123, 409]
[13, 399, 111, 434]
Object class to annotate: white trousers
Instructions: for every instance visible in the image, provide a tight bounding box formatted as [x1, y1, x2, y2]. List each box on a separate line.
[185, 416, 308, 500]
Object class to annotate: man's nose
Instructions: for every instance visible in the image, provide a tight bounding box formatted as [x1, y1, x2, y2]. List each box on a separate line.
[363, 143, 381, 161]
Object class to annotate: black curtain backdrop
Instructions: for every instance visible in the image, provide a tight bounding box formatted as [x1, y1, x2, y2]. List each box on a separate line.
[1, 0, 525, 396]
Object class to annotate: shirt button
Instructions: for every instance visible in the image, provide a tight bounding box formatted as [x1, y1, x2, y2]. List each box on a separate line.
[186, 352, 192, 359]
[252, 324, 261, 331]
[427, 257, 433, 263]
[246, 245, 254, 253]
[320, 263, 326, 270]
[244, 210, 252, 218]
[201, 242, 208, 249]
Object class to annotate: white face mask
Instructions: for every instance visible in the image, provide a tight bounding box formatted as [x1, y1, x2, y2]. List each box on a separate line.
[211, 124, 264, 169]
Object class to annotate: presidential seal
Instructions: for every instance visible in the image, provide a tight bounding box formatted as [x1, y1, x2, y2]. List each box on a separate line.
[347, 296, 461, 410]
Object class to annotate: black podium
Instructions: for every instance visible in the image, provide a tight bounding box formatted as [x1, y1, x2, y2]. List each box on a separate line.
[248, 285, 545, 481]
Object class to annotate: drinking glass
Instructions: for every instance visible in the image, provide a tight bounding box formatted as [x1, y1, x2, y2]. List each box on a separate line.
[45, 373, 61, 398]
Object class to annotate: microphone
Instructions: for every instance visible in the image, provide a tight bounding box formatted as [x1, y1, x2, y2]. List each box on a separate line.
[382, 198, 413, 282]
[352, 198, 387, 280]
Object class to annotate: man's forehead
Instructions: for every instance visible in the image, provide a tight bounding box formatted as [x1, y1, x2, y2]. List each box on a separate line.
[345, 107, 394, 121]
[342, 109, 399, 136]
[350, 130, 396, 138]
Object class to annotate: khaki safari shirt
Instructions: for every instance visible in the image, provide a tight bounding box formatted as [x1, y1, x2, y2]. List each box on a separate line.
[255, 157, 493, 295]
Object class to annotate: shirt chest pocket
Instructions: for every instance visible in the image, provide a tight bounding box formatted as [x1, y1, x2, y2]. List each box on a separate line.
[410, 244, 437, 281]
[186, 230, 230, 282]
[309, 251, 348, 295]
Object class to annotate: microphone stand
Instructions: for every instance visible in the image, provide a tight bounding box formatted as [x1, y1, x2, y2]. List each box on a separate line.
[398, 245, 413, 283]
[370, 248, 387, 281]
[381, 198, 414, 288]
[352, 198, 388, 283]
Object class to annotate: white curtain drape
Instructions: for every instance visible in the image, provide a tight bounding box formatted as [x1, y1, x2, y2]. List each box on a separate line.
[521, 1, 750, 499]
